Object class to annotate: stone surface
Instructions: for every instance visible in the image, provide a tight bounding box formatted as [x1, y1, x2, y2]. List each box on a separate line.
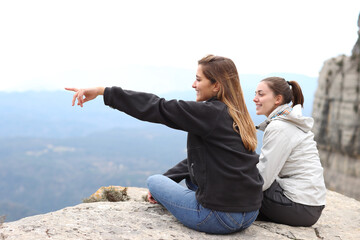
[1, 187, 359, 240]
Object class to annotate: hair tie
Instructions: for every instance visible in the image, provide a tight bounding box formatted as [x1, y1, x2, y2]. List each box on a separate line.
[287, 81, 291, 86]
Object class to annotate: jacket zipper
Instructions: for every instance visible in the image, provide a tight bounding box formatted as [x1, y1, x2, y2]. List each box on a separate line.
[190, 163, 195, 177]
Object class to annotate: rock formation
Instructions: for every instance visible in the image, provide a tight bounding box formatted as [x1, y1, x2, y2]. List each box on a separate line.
[312, 13, 360, 200]
[0, 187, 359, 240]
[352, 13, 360, 56]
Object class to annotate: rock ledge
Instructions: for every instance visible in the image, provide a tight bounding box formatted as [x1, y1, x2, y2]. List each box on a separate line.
[1, 187, 359, 240]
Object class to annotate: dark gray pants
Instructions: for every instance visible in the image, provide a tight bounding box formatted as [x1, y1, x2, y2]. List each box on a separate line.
[257, 181, 325, 227]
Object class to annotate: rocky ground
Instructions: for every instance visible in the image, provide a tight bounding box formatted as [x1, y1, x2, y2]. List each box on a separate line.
[1, 187, 359, 240]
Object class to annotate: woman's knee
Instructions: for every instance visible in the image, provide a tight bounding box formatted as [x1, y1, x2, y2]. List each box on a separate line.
[146, 174, 164, 191]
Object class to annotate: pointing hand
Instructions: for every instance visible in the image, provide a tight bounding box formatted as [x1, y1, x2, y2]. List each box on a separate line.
[65, 87, 104, 107]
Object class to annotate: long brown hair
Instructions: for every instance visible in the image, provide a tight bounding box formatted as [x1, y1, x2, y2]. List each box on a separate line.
[261, 77, 304, 107]
[198, 55, 257, 152]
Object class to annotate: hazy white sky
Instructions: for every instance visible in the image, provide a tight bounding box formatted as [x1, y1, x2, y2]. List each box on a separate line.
[0, 0, 359, 93]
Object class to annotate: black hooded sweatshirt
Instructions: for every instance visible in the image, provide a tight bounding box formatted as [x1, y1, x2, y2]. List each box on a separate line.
[104, 87, 263, 212]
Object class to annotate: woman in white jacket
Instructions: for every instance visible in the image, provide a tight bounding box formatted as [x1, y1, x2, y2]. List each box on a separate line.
[253, 77, 326, 226]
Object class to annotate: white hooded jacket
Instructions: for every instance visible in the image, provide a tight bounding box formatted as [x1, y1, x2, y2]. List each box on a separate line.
[257, 104, 326, 206]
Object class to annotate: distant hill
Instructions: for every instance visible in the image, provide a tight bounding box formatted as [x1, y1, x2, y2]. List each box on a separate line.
[0, 73, 317, 221]
[0, 126, 187, 221]
[0, 73, 316, 138]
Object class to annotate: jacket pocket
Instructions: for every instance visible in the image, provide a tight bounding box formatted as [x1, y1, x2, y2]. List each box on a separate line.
[188, 147, 206, 189]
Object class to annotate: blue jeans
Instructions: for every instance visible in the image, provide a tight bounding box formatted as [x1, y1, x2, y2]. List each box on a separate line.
[147, 174, 258, 234]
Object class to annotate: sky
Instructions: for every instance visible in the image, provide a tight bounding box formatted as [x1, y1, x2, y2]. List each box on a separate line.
[0, 0, 359, 93]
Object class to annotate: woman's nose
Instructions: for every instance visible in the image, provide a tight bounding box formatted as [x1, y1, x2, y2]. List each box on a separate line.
[192, 81, 196, 88]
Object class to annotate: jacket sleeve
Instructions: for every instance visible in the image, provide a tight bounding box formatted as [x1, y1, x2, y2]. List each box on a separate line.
[103, 87, 222, 136]
[163, 159, 190, 183]
[257, 124, 293, 191]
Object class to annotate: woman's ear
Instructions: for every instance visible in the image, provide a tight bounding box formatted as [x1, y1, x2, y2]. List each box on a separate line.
[275, 95, 283, 105]
[213, 82, 221, 93]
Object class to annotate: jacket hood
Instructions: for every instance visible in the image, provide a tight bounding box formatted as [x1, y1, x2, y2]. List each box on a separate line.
[256, 104, 314, 132]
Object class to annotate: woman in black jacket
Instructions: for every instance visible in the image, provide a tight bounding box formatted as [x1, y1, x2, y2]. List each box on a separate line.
[66, 55, 263, 234]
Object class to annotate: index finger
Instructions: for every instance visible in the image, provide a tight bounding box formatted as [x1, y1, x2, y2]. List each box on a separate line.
[65, 87, 78, 92]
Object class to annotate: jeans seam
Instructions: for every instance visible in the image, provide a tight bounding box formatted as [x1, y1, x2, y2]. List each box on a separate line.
[225, 212, 243, 227]
[242, 211, 258, 227]
[214, 212, 238, 231]
[196, 210, 213, 228]
[153, 193, 200, 212]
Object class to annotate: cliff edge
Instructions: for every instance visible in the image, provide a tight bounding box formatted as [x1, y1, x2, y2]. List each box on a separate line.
[1, 187, 359, 240]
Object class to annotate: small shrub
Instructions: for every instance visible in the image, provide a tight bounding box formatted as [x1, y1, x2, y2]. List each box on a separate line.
[104, 187, 129, 202]
[0, 215, 7, 240]
[0, 215, 5, 227]
[83, 196, 101, 203]
[83, 186, 129, 203]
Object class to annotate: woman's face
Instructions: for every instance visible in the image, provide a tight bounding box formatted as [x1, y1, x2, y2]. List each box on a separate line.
[253, 81, 282, 117]
[192, 65, 219, 102]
